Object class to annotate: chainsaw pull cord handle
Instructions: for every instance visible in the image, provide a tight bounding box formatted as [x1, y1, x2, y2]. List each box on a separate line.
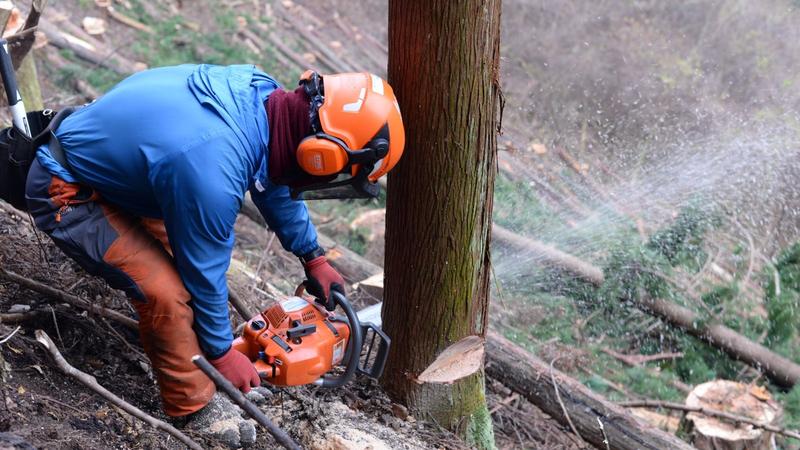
[316, 290, 363, 388]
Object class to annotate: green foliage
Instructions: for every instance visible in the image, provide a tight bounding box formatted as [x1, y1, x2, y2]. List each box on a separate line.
[127, 11, 278, 76]
[55, 52, 125, 93]
[646, 201, 718, 268]
[493, 176, 565, 236]
[779, 384, 800, 430]
[622, 366, 685, 402]
[700, 284, 737, 309]
[673, 337, 739, 384]
[345, 226, 370, 257]
[765, 242, 800, 348]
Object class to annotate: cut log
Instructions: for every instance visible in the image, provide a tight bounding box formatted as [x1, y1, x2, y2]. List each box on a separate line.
[638, 295, 800, 388]
[486, 331, 694, 450]
[491, 224, 605, 285]
[240, 197, 800, 387]
[685, 380, 782, 450]
[240, 195, 381, 284]
[347, 298, 696, 450]
[39, 19, 142, 74]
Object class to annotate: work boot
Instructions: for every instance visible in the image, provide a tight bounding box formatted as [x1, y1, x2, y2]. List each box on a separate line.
[184, 393, 257, 448]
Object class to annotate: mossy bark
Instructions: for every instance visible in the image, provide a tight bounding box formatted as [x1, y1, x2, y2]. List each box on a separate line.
[17, 54, 43, 111]
[0, 53, 43, 114]
[383, 1, 502, 448]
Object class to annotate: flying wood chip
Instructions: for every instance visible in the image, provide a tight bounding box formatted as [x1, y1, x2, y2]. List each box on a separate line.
[415, 335, 485, 384]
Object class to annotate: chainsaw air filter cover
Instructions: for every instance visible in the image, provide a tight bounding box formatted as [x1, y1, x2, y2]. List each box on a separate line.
[232, 296, 351, 386]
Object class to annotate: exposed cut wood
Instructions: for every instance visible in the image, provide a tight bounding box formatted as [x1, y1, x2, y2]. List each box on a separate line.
[620, 399, 800, 442]
[486, 331, 694, 450]
[629, 408, 681, 433]
[415, 335, 485, 384]
[81, 16, 106, 35]
[352, 272, 383, 301]
[685, 380, 783, 450]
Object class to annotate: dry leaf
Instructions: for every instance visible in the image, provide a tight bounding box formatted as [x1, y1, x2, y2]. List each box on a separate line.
[749, 385, 772, 402]
[16, 385, 25, 395]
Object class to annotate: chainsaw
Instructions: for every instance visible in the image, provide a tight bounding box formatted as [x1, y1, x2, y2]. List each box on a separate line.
[232, 284, 390, 387]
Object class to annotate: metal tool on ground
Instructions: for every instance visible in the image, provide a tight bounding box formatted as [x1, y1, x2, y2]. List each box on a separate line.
[192, 355, 302, 450]
[233, 284, 390, 388]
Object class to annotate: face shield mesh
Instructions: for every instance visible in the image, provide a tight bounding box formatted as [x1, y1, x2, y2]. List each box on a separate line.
[290, 172, 381, 200]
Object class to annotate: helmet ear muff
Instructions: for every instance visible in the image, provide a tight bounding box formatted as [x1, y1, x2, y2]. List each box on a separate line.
[296, 136, 349, 176]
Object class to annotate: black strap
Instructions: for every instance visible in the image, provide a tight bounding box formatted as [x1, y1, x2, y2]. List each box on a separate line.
[45, 106, 78, 170]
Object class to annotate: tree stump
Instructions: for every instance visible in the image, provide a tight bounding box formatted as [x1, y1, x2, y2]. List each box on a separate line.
[686, 380, 783, 450]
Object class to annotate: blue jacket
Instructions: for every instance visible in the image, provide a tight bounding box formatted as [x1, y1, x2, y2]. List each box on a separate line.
[36, 64, 319, 357]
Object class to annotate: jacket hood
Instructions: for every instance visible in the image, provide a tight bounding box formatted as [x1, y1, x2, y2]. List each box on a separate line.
[187, 64, 279, 189]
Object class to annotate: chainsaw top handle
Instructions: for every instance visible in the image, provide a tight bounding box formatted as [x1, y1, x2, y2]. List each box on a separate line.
[310, 288, 363, 388]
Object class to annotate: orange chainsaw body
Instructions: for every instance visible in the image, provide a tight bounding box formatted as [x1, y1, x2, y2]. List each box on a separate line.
[232, 296, 350, 386]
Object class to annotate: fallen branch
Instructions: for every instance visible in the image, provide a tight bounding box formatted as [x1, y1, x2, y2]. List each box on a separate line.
[228, 290, 255, 322]
[601, 348, 683, 366]
[274, 3, 351, 73]
[9, 0, 46, 69]
[486, 331, 694, 450]
[265, 31, 315, 71]
[35, 330, 202, 450]
[241, 195, 381, 284]
[103, 5, 154, 34]
[0, 268, 138, 330]
[619, 399, 800, 441]
[492, 224, 800, 388]
[192, 355, 301, 450]
[247, 192, 800, 388]
[0, 310, 43, 324]
[39, 18, 139, 74]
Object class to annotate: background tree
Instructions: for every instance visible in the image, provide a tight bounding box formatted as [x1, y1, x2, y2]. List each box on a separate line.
[382, 1, 502, 447]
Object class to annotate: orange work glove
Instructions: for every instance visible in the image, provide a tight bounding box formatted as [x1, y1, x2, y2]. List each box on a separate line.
[303, 255, 345, 311]
[208, 348, 260, 393]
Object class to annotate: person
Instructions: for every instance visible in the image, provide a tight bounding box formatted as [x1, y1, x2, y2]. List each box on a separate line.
[24, 64, 405, 447]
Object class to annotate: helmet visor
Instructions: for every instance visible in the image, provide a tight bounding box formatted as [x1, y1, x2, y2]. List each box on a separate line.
[290, 171, 381, 200]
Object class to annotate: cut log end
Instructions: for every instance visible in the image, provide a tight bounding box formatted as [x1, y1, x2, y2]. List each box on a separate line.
[686, 380, 783, 450]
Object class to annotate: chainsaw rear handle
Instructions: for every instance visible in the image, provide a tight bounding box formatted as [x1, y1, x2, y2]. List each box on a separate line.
[313, 289, 363, 388]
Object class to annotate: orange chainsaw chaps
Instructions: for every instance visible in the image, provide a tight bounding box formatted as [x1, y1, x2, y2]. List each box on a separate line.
[232, 296, 351, 386]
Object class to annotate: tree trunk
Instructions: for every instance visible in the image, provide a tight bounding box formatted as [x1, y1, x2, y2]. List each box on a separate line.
[384, 1, 502, 448]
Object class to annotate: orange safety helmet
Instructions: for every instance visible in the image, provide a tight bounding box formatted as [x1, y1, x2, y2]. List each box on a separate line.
[292, 70, 405, 200]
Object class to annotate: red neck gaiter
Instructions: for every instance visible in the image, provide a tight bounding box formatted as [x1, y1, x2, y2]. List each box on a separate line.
[266, 86, 311, 183]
